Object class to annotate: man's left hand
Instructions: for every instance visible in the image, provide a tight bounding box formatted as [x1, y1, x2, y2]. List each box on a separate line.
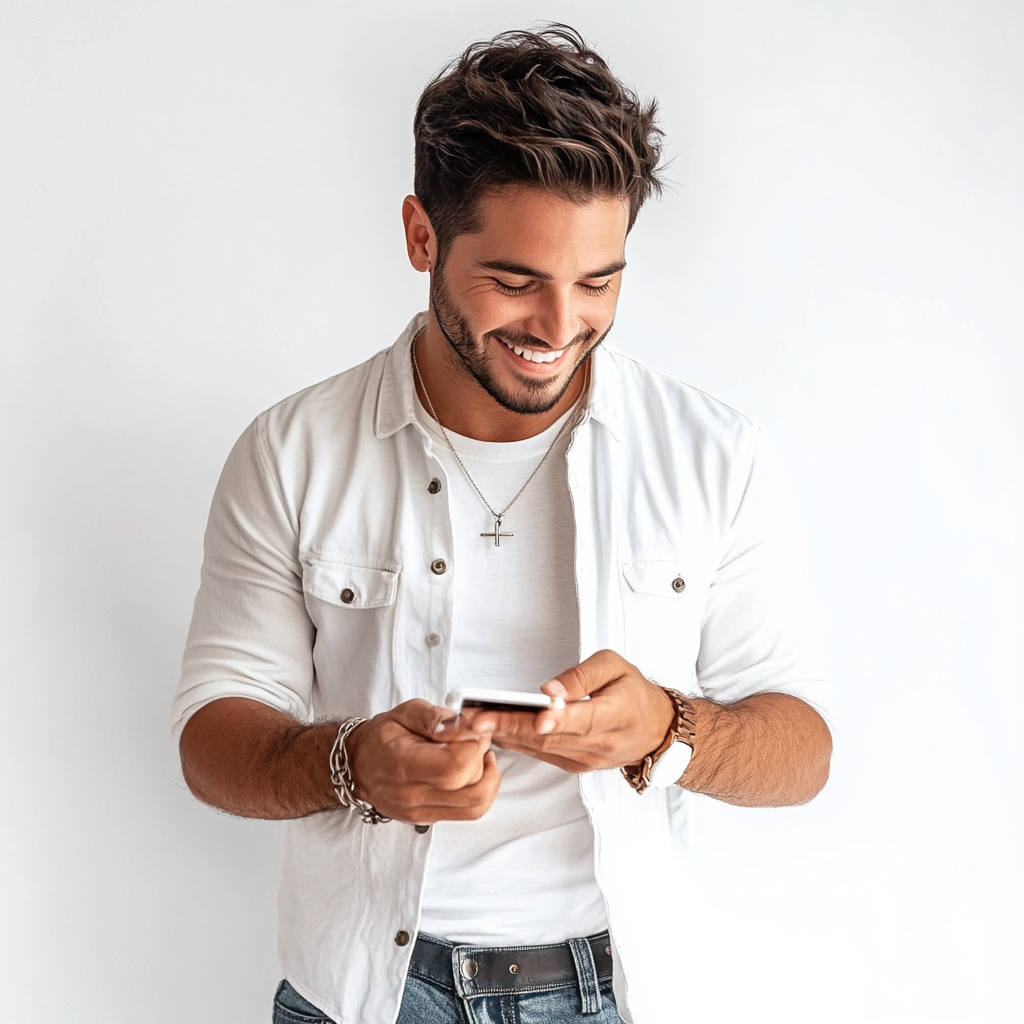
[450, 649, 675, 773]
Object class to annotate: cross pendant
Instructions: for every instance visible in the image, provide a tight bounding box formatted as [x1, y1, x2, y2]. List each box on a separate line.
[481, 516, 514, 547]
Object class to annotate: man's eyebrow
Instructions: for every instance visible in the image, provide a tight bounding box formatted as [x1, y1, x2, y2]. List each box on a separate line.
[477, 258, 627, 281]
[478, 259, 553, 280]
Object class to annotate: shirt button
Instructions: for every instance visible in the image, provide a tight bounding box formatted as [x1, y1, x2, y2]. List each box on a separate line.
[430, 558, 448, 575]
[414, 824, 430, 834]
[340, 588, 355, 604]
[427, 478, 442, 494]
[394, 930, 411, 947]
[671, 576, 686, 593]
[425, 632, 441, 647]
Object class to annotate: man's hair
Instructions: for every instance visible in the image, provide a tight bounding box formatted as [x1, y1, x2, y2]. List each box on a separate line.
[414, 24, 664, 260]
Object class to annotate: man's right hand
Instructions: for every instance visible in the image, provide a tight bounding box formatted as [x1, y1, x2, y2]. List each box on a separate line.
[344, 699, 501, 824]
[178, 696, 500, 823]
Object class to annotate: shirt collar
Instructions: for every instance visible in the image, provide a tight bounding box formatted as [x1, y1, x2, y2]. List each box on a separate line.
[374, 311, 622, 442]
[374, 312, 426, 439]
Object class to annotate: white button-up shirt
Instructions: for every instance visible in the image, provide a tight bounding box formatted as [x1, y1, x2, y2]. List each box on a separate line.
[174, 312, 829, 1024]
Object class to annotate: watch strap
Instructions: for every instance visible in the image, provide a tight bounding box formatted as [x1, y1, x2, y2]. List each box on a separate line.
[620, 687, 697, 795]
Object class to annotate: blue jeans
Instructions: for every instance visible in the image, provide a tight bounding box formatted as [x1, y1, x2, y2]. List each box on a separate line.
[272, 933, 624, 1024]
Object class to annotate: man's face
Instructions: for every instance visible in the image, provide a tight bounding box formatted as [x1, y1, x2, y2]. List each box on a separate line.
[429, 188, 630, 415]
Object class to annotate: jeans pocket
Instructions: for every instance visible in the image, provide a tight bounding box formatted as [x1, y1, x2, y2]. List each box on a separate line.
[272, 980, 335, 1024]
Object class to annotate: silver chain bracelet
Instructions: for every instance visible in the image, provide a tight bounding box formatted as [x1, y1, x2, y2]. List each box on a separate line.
[329, 717, 390, 825]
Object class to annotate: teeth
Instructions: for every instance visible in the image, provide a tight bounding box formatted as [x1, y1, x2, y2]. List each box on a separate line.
[500, 338, 564, 363]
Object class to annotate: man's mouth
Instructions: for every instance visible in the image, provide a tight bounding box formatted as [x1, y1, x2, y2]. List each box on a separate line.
[496, 336, 567, 364]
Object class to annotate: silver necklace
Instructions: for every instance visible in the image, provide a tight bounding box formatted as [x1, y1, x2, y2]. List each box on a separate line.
[411, 332, 585, 547]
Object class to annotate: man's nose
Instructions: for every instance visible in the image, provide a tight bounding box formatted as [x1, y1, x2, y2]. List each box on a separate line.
[524, 291, 582, 350]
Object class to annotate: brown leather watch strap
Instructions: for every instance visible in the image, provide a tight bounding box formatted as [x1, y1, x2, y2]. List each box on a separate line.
[620, 687, 697, 795]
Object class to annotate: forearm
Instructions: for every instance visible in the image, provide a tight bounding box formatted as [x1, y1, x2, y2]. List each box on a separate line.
[680, 692, 832, 807]
[178, 697, 339, 819]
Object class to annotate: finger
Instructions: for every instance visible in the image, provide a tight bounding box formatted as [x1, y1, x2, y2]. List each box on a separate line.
[482, 701, 600, 742]
[433, 713, 497, 743]
[395, 733, 494, 790]
[468, 707, 551, 738]
[388, 698, 490, 743]
[392, 775, 496, 808]
[543, 649, 630, 703]
[389, 750, 502, 822]
[540, 678, 568, 701]
[451, 747, 501, 813]
[386, 698, 458, 740]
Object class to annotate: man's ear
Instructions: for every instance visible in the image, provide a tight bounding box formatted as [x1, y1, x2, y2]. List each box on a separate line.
[402, 196, 436, 273]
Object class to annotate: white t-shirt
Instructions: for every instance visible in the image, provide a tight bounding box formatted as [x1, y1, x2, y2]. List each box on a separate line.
[413, 393, 609, 945]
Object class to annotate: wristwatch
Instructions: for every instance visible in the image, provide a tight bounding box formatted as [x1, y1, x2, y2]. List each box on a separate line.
[621, 687, 697, 795]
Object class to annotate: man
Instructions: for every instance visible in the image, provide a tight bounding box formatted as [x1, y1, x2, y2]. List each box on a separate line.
[174, 25, 832, 1024]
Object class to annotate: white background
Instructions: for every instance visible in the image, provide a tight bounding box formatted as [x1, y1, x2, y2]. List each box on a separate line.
[1, 2, 1021, 1022]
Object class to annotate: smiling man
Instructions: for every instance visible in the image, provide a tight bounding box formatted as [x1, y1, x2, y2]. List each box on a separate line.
[174, 25, 832, 1024]
[407, 188, 626, 433]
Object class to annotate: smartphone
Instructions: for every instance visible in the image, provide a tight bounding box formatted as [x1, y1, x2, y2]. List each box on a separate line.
[444, 687, 565, 715]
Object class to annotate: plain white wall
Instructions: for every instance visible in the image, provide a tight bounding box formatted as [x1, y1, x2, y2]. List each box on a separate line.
[1, 2, 1021, 1022]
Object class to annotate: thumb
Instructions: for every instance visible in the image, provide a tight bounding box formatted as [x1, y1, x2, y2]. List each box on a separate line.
[542, 649, 630, 702]
[389, 698, 457, 740]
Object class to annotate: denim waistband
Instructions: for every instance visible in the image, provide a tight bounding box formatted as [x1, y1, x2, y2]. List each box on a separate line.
[409, 930, 612, 1010]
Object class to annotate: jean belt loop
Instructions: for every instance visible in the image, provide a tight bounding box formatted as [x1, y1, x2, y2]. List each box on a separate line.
[566, 936, 602, 1015]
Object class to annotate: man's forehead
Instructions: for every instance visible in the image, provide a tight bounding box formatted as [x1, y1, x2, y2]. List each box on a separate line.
[456, 187, 630, 273]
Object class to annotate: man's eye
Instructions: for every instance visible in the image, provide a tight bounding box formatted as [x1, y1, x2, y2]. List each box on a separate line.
[581, 281, 612, 295]
[493, 279, 531, 295]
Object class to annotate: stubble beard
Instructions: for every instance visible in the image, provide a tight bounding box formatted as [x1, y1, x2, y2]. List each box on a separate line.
[429, 266, 610, 416]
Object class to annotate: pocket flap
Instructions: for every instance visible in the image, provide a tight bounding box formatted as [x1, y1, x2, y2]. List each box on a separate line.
[622, 559, 688, 597]
[301, 557, 400, 609]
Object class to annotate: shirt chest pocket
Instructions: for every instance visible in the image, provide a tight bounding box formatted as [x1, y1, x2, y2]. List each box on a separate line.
[621, 558, 705, 697]
[299, 555, 401, 716]
[301, 557, 400, 609]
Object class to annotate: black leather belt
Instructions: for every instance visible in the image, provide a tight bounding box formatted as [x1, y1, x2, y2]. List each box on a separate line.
[409, 931, 613, 995]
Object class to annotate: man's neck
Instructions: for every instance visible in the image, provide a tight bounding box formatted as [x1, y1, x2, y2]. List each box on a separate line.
[411, 322, 587, 443]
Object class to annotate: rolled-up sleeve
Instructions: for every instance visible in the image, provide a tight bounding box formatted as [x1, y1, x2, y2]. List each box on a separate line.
[172, 415, 315, 740]
[697, 429, 833, 726]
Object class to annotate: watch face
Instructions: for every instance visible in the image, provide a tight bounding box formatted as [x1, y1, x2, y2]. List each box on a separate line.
[649, 739, 693, 788]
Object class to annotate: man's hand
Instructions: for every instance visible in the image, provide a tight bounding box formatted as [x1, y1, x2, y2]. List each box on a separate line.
[345, 700, 501, 824]
[179, 695, 500, 823]
[454, 650, 674, 773]
[455, 649, 833, 807]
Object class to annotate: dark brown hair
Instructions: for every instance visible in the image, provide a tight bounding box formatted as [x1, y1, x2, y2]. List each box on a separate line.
[413, 24, 664, 259]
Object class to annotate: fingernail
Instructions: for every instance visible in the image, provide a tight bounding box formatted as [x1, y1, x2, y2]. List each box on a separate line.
[545, 679, 567, 698]
[435, 715, 457, 734]
[536, 717, 555, 734]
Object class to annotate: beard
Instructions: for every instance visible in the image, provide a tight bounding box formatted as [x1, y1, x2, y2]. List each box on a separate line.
[429, 265, 610, 416]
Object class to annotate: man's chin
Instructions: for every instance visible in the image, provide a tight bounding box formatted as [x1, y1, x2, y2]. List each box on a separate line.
[484, 362, 585, 416]
[490, 388, 564, 416]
